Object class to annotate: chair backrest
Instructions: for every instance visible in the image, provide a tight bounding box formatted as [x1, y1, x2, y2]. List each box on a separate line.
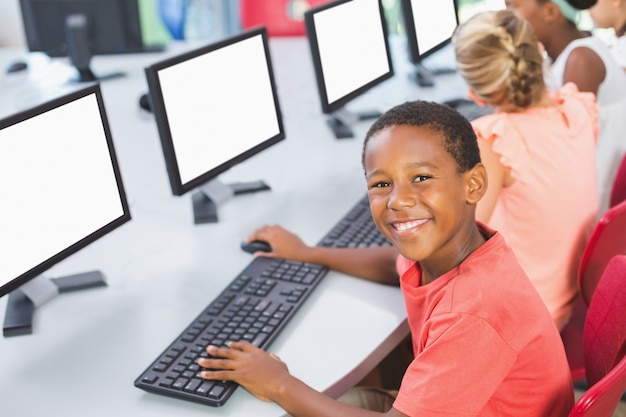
[578, 200, 626, 306]
[240, 0, 329, 36]
[583, 254, 626, 387]
[568, 255, 626, 417]
[568, 356, 626, 417]
[610, 151, 626, 208]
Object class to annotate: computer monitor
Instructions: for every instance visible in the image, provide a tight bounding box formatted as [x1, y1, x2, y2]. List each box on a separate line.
[144, 27, 285, 224]
[400, 0, 459, 87]
[19, 0, 163, 81]
[0, 84, 131, 337]
[304, 0, 394, 139]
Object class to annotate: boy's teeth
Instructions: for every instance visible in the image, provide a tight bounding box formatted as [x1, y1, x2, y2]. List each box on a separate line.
[394, 219, 425, 231]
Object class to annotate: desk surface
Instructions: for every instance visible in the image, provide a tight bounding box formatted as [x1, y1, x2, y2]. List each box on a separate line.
[0, 37, 465, 417]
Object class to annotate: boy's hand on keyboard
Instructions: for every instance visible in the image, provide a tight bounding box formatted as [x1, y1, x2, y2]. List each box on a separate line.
[198, 341, 291, 403]
[246, 225, 311, 261]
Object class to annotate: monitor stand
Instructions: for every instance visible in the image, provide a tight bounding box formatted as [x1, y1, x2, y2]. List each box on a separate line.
[327, 107, 382, 139]
[66, 13, 126, 83]
[70, 68, 126, 83]
[3, 271, 107, 337]
[191, 178, 271, 224]
[410, 63, 457, 88]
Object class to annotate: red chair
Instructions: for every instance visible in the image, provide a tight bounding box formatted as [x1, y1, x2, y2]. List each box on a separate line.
[569, 360, 626, 417]
[610, 152, 626, 208]
[240, 0, 330, 36]
[561, 200, 626, 383]
[561, 298, 588, 383]
[578, 200, 626, 307]
[568, 255, 626, 417]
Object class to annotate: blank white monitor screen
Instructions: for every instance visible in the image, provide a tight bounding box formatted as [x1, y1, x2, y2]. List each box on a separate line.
[410, 0, 458, 59]
[148, 28, 283, 192]
[0, 86, 129, 295]
[309, 0, 391, 109]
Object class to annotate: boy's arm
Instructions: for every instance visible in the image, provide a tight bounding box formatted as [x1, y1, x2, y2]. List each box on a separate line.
[292, 245, 400, 285]
[199, 341, 409, 417]
[245, 225, 400, 285]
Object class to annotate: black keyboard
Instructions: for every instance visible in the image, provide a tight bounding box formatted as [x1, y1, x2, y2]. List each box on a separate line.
[134, 195, 390, 407]
[134, 257, 327, 407]
[317, 195, 391, 248]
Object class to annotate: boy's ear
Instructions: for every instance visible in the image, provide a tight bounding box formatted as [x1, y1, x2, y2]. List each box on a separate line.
[466, 163, 488, 204]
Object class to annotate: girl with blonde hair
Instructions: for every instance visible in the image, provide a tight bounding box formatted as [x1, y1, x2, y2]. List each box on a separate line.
[453, 9, 599, 329]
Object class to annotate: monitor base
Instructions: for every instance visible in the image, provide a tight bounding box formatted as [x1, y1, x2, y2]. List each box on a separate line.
[70, 68, 126, 83]
[192, 180, 271, 224]
[231, 180, 271, 195]
[411, 64, 434, 88]
[327, 117, 354, 139]
[327, 108, 382, 139]
[3, 271, 106, 337]
[356, 109, 383, 120]
[3, 290, 35, 337]
[192, 192, 219, 224]
[410, 63, 456, 88]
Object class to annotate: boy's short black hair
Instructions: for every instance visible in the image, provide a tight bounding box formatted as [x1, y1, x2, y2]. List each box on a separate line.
[362, 100, 481, 173]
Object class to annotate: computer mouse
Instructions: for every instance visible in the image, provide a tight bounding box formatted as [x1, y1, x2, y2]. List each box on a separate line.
[6, 61, 27, 74]
[240, 240, 272, 254]
[138, 93, 152, 112]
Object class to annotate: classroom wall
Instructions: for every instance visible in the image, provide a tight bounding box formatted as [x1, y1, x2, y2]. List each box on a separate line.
[0, 1, 26, 47]
[0, 0, 232, 49]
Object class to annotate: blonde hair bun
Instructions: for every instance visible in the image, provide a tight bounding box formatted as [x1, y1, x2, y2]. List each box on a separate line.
[452, 10, 546, 111]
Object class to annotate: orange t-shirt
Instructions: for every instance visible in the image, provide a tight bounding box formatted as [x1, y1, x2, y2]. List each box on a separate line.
[393, 224, 573, 417]
[472, 83, 599, 328]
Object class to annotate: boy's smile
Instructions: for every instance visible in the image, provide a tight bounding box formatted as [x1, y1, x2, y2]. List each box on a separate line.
[364, 124, 485, 281]
[391, 218, 429, 233]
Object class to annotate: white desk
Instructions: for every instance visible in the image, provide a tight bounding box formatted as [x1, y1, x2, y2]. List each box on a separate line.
[0, 37, 465, 417]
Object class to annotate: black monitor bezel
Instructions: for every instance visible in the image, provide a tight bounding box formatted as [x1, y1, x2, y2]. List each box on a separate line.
[400, 0, 459, 64]
[0, 84, 132, 298]
[18, 0, 145, 57]
[304, 0, 394, 115]
[144, 27, 286, 197]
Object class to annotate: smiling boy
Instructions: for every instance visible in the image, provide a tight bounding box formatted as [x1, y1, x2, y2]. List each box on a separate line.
[197, 101, 574, 417]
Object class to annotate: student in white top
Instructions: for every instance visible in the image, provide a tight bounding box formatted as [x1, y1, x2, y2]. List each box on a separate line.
[508, 0, 626, 214]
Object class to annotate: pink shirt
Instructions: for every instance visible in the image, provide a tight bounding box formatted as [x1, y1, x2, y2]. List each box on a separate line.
[393, 224, 573, 417]
[472, 83, 599, 328]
